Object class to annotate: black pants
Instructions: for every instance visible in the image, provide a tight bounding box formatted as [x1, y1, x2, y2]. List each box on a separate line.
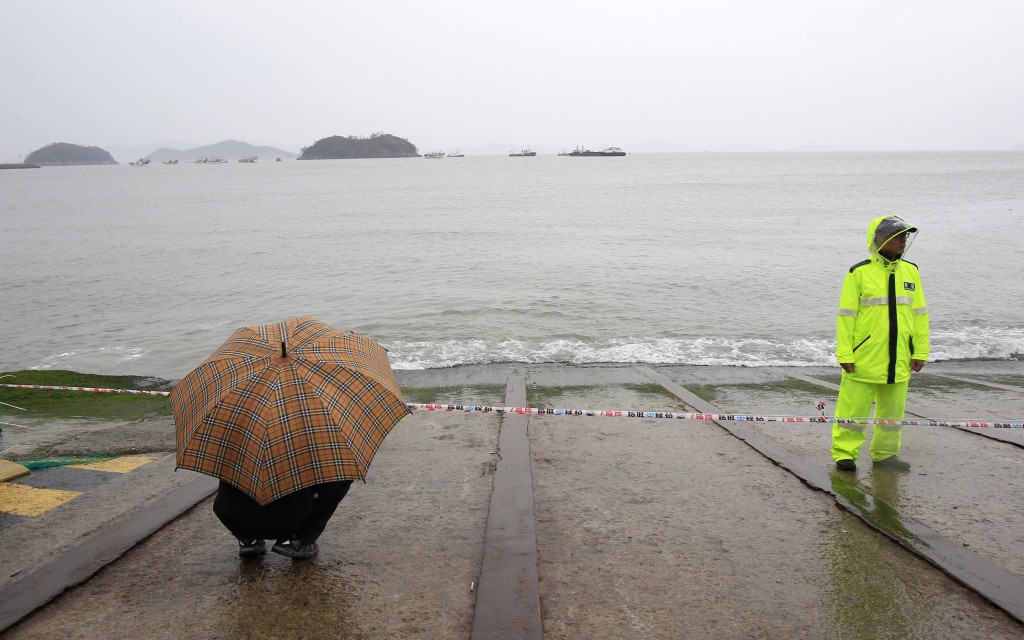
[213, 480, 352, 545]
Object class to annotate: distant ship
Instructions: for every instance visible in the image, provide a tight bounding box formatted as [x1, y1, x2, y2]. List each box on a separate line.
[129, 158, 150, 166]
[447, 149, 464, 157]
[423, 151, 445, 159]
[509, 149, 537, 157]
[238, 156, 257, 163]
[564, 146, 626, 157]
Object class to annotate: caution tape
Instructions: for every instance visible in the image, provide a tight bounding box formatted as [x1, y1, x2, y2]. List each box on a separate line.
[0, 383, 171, 397]
[407, 403, 1024, 429]
[2, 384, 1022, 429]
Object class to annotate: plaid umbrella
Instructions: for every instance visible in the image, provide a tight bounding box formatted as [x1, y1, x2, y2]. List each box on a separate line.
[171, 316, 410, 505]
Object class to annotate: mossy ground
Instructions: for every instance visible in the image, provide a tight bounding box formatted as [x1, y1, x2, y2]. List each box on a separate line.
[686, 378, 827, 403]
[0, 370, 172, 420]
[400, 384, 506, 407]
[0, 371, 515, 423]
[527, 383, 681, 408]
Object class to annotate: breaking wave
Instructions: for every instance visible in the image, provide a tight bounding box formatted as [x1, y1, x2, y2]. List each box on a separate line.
[385, 325, 1024, 370]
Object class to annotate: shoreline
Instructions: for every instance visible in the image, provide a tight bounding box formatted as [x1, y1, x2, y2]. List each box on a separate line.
[4, 356, 1019, 411]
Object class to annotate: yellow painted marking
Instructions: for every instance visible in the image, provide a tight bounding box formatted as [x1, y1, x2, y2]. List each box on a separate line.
[66, 455, 156, 474]
[0, 460, 31, 482]
[0, 483, 81, 516]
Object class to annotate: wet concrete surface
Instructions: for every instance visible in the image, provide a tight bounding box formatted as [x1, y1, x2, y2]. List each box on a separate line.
[3, 408, 502, 639]
[1, 363, 1022, 638]
[667, 364, 1024, 580]
[529, 385, 1020, 639]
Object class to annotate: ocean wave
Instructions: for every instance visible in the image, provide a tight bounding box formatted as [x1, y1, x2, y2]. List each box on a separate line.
[19, 326, 1021, 376]
[387, 329, 1024, 370]
[929, 326, 1024, 362]
[31, 346, 150, 371]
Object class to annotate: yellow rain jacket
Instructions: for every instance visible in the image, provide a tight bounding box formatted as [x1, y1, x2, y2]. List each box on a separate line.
[836, 215, 929, 384]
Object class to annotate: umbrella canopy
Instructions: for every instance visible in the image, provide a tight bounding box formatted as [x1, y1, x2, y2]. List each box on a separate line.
[171, 317, 410, 505]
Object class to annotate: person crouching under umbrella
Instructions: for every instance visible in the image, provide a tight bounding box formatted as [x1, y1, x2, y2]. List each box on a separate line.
[213, 479, 353, 559]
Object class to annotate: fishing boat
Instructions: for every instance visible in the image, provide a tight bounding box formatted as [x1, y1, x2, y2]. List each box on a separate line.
[238, 156, 257, 163]
[565, 146, 626, 157]
[423, 151, 446, 159]
[129, 158, 150, 166]
[162, 159, 178, 165]
[509, 149, 537, 157]
[447, 149, 464, 157]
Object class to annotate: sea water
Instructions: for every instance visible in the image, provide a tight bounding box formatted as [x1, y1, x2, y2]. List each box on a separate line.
[2, 152, 1023, 379]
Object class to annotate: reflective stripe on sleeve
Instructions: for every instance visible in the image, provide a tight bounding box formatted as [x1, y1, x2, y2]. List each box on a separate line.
[912, 306, 928, 315]
[838, 308, 857, 317]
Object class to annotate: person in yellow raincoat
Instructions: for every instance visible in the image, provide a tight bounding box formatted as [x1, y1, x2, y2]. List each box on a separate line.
[832, 215, 929, 471]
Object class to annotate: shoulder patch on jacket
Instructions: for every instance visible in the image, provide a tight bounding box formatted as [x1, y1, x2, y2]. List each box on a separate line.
[848, 259, 871, 273]
[903, 259, 919, 268]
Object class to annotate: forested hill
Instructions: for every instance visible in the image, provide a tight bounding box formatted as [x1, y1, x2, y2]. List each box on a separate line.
[298, 134, 419, 159]
[24, 143, 118, 166]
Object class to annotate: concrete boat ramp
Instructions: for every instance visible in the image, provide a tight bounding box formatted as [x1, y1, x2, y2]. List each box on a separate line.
[1, 362, 1022, 638]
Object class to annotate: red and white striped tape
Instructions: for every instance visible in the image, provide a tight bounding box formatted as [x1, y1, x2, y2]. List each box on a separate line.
[1, 383, 171, 397]
[408, 403, 1023, 429]
[3, 384, 1021, 429]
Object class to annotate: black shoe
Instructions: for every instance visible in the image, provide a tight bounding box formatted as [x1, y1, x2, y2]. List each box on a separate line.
[835, 459, 857, 471]
[272, 537, 319, 559]
[237, 538, 266, 558]
[873, 455, 911, 471]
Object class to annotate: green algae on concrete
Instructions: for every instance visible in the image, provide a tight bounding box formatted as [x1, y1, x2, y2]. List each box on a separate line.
[527, 383, 689, 411]
[0, 370, 172, 420]
[686, 378, 828, 403]
[400, 384, 506, 407]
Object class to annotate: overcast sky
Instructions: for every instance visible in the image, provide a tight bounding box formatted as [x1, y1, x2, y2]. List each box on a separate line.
[3, 0, 1022, 161]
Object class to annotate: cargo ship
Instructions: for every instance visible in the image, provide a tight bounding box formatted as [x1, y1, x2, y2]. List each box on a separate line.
[509, 149, 537, 157]
[563, 146, 626, 157]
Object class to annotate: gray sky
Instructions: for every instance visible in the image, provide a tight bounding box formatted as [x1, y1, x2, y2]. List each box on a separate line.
[3, 0, 1023, 161]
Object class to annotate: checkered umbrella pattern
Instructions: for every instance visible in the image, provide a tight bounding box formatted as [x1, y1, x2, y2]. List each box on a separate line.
[171, 317, 410, 505]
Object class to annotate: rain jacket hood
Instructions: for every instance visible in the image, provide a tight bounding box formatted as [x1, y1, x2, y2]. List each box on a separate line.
[867, 215, 918, 268]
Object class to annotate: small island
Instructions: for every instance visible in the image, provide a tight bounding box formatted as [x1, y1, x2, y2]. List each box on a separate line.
[298, 133, 419, 160]
[24, 142, 118, 166]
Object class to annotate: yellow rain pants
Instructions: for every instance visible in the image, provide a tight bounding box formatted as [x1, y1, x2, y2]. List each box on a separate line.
[830, 375, 908, 462]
